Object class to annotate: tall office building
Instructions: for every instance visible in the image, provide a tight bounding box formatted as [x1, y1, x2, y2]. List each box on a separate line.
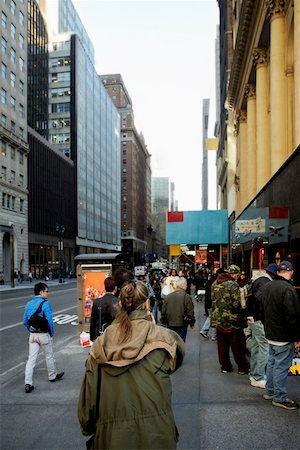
[102, 73, 151, 265]
[151, 177, 169, 260]
[40, 0, 121, 254]
[202, 99, 210, 210]
[0, 0, 29, 283]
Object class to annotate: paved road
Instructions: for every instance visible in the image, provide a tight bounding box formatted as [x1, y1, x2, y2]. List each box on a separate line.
[0, 291, 299, 450]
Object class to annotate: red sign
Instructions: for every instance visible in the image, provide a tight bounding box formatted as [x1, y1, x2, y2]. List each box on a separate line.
[195, 249, 207, 264]
[168, 211, 184, 222]
[269, 207, 289, 219]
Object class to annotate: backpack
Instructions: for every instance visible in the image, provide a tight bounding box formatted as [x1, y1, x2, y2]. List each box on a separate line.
[28, 300, 49, 333]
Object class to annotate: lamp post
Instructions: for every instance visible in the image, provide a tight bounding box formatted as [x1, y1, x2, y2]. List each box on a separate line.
[56, 224, 65, 283]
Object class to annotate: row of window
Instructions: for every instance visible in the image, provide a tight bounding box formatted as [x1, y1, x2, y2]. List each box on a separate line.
[1, 113, 24, 137]
[49, 102, 70, 113]
[1, 7, 24, 28]
[50, 72, 70, 83]
[50, 118, 70, 128]
[2, 192, 24, 212]
[1, 140, 24, 164]
[50, 133, 70, 144]
[1, 37, 25, 73]
[1, 165, 24, 186]
[1, 61, 25, 94]
[50, 57, 71, 68]
[50, 87, 71, 98]
[1, 88, 25, 117]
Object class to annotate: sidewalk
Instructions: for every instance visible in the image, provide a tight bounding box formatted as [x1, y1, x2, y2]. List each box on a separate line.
[0, 300, 299, 450]
[0, 278, 76, 293]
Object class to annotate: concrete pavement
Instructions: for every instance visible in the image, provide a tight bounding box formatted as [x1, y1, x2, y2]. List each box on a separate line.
[0, 299, 299, 450]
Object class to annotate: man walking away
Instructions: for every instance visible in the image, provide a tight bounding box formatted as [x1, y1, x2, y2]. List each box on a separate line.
[23, 283, 64, 393]
[261, 261, 300, 410]
[161, 277, 195, 342]
[246, 263, 278, 389]
[211, 265, 250, 374]
[90, 277, 119, 342]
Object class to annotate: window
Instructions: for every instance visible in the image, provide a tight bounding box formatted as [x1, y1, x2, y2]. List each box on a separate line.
[10, 23, 16, 39]
[19, 11, 24, 26]
[1, 88, 6, 104]
[1, 141, 6, 156]
[50, 118, 70, 128]
[10, 48, 16, 64]
[50, 72, 70, 83]
[1, 37, 7, 53]
[1, 62, 6, 79]
[50, 57, 71, 68]
[19, 80, 24, 95]
[1, 114, 6, 126]
[11, 146, 15, 159]
[11, 196, 15, 210]
[19, 57, 24, 72]
[51, 102, 70, 113]
[1, 12, 7, 29]
[10, 170, 15, 183]
[19, 174, 24, 187]
[6, 194, 10, 208]
[11, 121, 16, 132]
[49, 87, 71, 98]
[11, 0, 16, 15]
[10, 96, 16, 111]
[1, 166, 7, 181]
[19, 104, 24, 118]
[2, 193, 6, 208]
[10, 72, 16, 87]
[20, 198, 24, 212]
[19, 153, 24, 165]
[19, 127, 24, 137]
[19, 34, 24, 49]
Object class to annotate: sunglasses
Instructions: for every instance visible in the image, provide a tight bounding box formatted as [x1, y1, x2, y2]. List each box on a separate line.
[44, 290, 49, 293]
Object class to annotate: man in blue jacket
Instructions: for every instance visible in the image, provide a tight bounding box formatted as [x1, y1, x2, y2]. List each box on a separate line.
[23, 282, 64, 393]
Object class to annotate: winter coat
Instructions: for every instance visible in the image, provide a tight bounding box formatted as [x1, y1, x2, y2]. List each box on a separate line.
[246, 273, 272, 321]
[78, 309, 185, 450]
[261, 276, 300, 342]
[161, 289, 195, 327]
[211, 273, 242, 331]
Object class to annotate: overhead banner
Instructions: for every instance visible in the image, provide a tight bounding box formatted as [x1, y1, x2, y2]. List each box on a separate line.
[166, 210, 228, 245]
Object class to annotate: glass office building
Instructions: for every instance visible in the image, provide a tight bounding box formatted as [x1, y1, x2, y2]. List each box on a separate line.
[42, 0, 121, 252]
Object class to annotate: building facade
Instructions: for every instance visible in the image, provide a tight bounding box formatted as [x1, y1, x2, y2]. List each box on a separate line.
[102, 74, 152, 266]
[217, 0, 300, 279]
[40, 0, 121, 254]
[151, 177, 169, 260]
[1, 0, 29, 283]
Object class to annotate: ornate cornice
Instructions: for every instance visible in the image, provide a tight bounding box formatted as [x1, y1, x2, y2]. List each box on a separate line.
[227, 0, 264, 110]
[253, 48, 269, 67]
[265, 0, 287, 19]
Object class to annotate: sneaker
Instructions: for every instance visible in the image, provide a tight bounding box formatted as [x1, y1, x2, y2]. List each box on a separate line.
[272, 399, 299, 410]
[211, 337, 217, 341]
[221, 368, 233, 373]
[49, 371, 64, 382]
[249, 375, 254, 381]
[250, 378, 266, 389]
[263, 394, 273, 400]
[238, 370, 249, 375]
[200, 331, 209, 339]
[25, 384, 34, 393]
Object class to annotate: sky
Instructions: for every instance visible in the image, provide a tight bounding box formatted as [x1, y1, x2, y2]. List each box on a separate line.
[72, 0, 219, 211]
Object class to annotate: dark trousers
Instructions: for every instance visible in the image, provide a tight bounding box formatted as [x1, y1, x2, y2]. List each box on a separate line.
[217, 329, 249, 372]
[169, 326, 188, 342]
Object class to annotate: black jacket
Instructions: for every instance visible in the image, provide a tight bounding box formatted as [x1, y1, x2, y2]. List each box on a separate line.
[261, 277, 300, 342]
[90, 293, 119, 341]
[247, 274, 272, 321]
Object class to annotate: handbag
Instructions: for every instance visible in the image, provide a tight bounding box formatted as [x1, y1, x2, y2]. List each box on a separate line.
[28, 300, 49, 332]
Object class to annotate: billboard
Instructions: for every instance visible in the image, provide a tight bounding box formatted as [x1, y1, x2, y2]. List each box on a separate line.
[166, 210, 228, 245]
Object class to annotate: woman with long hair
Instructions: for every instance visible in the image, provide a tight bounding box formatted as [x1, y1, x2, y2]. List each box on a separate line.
[78, 280, 185, 450]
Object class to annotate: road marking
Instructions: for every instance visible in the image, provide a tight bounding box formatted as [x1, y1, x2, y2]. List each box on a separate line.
[0, 306, 77, 332]
[0, 362, 25, 379]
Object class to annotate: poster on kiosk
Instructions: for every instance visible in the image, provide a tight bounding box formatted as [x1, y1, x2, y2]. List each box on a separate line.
[76, 263, 112, 333]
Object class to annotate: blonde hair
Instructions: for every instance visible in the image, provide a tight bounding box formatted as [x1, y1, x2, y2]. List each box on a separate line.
[117, 281, 148, 343]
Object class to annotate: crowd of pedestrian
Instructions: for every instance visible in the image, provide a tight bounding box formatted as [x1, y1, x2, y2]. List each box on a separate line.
[21, 260, 299, 449]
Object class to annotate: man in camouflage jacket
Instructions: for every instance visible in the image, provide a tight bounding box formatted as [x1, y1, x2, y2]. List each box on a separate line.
[211, 265, 250, 374]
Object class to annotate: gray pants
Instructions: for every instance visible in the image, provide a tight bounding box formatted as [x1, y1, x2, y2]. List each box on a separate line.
[25, 333, 57, 385]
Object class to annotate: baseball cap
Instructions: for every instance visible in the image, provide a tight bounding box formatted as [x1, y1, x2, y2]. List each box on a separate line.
[227, 264, 241, 274]
[265, 263, 278, 275]
[277, 261, 293, 271]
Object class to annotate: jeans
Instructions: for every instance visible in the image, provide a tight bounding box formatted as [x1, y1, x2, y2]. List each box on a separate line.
[169, 326, 188, 342]
[25, 333, 57, 385]
[246, 320, 269, 381]
[217, 329, 250, 372]
[201, 310, 217, 339]
[266, 342, 294, 402]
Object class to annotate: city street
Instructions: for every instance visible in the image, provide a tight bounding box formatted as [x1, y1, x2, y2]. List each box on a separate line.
[0, 288, 299, 450]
